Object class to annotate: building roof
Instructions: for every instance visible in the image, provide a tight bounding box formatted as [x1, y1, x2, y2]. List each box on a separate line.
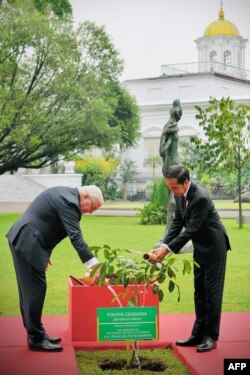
[204, 4, 239, 37]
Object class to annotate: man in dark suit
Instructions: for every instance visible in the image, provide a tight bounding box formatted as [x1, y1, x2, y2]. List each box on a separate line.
[150, 165, 230, 352]
[6, 185, 104, 352]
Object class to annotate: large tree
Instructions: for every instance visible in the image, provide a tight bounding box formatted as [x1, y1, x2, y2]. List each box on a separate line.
[0, 0, 72, 17]
[0, 0, 140, 174]
[192, 97, 250, 228]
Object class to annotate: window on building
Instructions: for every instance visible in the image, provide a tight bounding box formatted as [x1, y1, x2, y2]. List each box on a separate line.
[210, 50, 217, 61]
[224, 50, 231, 68]
[144, 138, 161, 172]
[209, 51, 217, 71]
[144, 138, 160, 159]
[237, 51, 241, 68]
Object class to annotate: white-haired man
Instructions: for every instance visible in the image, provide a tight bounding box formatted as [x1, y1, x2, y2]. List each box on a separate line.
[6, 185, 104, 352]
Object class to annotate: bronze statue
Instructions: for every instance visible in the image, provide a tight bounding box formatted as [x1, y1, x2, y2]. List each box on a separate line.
[159, 99, 182, 175]
[159, 99, 182, 231]
[158, 100, 192, 252]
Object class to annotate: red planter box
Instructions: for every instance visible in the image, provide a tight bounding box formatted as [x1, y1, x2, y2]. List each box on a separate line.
[68, 278, 159, 341]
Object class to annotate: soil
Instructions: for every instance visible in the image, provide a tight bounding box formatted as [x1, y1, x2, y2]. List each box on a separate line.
[98, 357, 167, 371]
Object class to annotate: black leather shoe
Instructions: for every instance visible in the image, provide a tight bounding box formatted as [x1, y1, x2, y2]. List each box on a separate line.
[196, 336, 217, 353]
[176, 335, 202, 346]
[44, 335, 62, 344]
[28, 339, 63, 352]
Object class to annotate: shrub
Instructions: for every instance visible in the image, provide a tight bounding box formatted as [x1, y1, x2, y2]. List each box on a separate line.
[75, 157, 118, 200]
[137, 203, 166, 225]
[138, 178, 168, 224]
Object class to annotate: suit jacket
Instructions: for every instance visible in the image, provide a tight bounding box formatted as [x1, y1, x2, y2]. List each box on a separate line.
[6, 186, 94, 271]
[163, 182, 231, 266]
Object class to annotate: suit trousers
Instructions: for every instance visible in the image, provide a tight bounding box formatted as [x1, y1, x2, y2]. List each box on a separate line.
[191, 254, 227, 341]
[9, 243, 47, 341]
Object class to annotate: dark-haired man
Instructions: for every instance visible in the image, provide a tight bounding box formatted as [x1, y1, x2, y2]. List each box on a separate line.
[149, 165, 231, 352]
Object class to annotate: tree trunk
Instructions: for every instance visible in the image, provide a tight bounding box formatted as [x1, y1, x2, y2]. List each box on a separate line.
[238, 168, 243, 229]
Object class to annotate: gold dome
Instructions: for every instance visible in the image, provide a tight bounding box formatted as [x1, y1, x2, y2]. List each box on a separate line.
[204, 4, 239, 37]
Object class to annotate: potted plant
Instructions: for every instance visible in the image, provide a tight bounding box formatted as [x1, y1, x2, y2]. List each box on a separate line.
[69, 244, 194, 370]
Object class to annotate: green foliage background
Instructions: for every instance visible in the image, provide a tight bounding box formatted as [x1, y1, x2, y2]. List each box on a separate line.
[0, 0, 140, 174]
[74, 157, 118, 200]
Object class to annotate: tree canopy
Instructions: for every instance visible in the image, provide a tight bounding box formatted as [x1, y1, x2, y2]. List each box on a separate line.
[0, 0, 72, 17]
[192, 97, 250, 227]
[33, 0, 72, 17]
[0, 0, 140, 174]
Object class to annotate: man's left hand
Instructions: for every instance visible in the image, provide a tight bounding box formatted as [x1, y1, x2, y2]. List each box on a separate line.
[150, 246, 170, 263]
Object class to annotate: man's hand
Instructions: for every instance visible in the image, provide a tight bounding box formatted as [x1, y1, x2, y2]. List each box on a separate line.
[90, 264, 101, 285]
[149, 246, 170, 264]
[45, 259, 52, 272]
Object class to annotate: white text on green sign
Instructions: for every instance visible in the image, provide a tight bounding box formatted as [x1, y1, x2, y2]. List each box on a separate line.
[97, 306, 158, 342]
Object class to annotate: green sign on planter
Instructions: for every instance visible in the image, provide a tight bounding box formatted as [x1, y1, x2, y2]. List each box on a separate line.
[97, 306, 158, 342]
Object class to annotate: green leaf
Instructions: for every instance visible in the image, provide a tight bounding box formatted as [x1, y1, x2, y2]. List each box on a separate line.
[158, 289, 164, 302]
[99, 272, 107, 286]
[103, 244, 111, 250]
[89, 263, 101, 276]
[167, 257, 176, 266]
[150, 264, 157, 275]
[153, 284, 159, 294]
[100, 263, 107, 275]
[168, 280, 175, 293]
[183, 260, 192, 275]
[89, 246, 102, 251]
[194, 260, 200, 268]
[104, 248, 110, 259]
[167, 266, 176, 278]
[121, 274, 129, 287]
[108, 265, 114, 275]
[157, 273, 166, 284]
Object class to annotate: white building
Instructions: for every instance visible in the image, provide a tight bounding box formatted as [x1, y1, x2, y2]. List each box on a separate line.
[121, 3, 250, 195]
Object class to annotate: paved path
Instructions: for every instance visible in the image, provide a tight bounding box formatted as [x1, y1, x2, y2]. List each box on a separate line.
[0, 202, 250, 219]
[93, 208, 250, 219]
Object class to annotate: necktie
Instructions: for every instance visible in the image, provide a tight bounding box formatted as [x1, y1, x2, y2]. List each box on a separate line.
[182, 196, 186, 209]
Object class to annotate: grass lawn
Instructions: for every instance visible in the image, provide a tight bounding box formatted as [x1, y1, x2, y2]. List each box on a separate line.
[0, 214, 250, 316]
[1, 214, 249, 375]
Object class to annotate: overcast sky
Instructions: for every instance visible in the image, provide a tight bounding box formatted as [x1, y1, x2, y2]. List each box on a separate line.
[70, 0, 250, 81]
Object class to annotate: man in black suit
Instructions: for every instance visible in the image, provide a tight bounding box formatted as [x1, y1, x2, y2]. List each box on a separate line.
[6, 185, 104, 352]
[150, 165, 230, 352]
